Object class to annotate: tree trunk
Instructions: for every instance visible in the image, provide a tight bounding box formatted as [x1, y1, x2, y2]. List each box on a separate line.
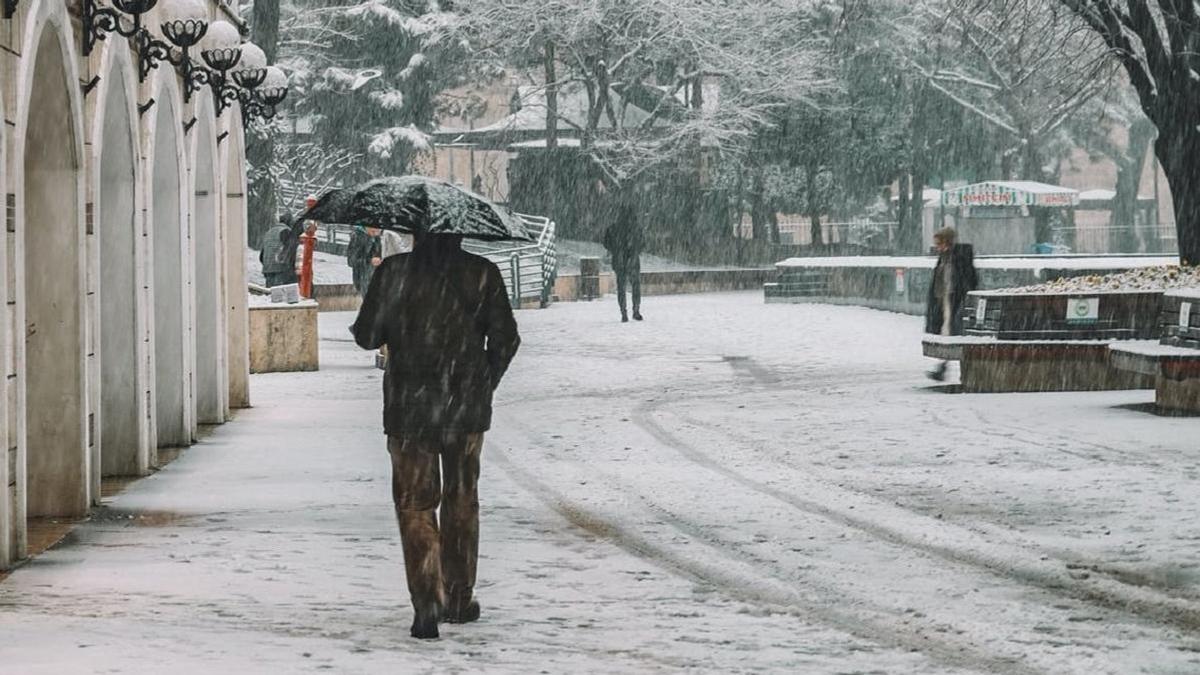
[749, 168, 767, 241]
[247, 0, 281, 248]
[1020, 140, 1053, 245]
[1110, 119, 1155, 253]
[544, 42, 558, 150]
[1157, 126, 1200, 266]
[906, 172, 926, 254]
[807, 162, 823, 248]
[897, 172, 911, 253]
[543, 42, 559, 225]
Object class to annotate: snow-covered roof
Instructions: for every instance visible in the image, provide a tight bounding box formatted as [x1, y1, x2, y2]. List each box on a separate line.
[1077, 188, 1116, 202]
[942, 181, 1079, 208]
[890, 188, 942, 205]
[507, 138, 584, 149]
[435, 83, 664, 149]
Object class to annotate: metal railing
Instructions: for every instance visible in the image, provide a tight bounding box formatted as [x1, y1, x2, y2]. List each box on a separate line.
[462, 215, 558, 308]
[309, 215, 558, 308]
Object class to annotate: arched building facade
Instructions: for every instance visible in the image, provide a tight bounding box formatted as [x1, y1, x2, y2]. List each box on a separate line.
[0, 0, 254, 568]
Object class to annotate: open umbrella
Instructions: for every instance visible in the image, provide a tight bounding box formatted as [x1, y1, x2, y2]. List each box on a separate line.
[300, 176, 533, 242]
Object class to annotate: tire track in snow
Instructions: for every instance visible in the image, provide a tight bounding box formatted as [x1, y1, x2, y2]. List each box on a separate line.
[632, 396, 1200, 633]
[670, 402, 1200, 602]
[487, 434, 1035, 675]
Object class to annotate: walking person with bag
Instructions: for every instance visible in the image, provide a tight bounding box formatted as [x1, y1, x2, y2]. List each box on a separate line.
[351, 230, 520, 640]
[925, 227, 979, 381]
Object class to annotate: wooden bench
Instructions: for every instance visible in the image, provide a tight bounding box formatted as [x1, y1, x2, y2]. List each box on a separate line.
[1110, 290, 1200, 414]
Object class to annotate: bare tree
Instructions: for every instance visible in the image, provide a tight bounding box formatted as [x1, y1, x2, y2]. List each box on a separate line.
[1057, 0, 1200, 264]
[462, 0, 836, 184]
[920, 0, 1114, 183]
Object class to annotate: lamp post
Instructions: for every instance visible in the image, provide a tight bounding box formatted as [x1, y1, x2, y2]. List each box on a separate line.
[135, 0, 208, 87]
[242, 65, 288, 126]
[83, 0, 158, 57]
[200, 20, 246, 116]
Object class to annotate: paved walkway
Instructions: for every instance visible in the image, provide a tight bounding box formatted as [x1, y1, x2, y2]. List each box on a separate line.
[2, 293, 1198, 673]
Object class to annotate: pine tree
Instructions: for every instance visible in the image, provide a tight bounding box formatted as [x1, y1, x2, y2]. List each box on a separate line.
[279, 0, 470, 183]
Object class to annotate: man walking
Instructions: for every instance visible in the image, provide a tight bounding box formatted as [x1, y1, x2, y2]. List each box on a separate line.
[602, 189, 644, 322]
[351, 231, 520, 640]
[925, 227, 979, 380]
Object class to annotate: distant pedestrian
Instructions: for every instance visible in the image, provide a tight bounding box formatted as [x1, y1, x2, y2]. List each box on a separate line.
[601, 187, 644, 322]
[925, 227, 978, 381]
[351, 230, 521, 640]
[347, 223, 383, 297]
[260, 216, 294, 287]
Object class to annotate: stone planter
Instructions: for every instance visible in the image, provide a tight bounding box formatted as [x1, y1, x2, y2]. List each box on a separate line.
[249, 299, 319, 373]
[966, 289, 1163, 340]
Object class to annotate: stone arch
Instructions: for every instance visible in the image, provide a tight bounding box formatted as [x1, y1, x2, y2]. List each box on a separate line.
[222, 114, 250, 410]
[13, 1, 90, 524]
[148, 75, 192, 449]
[0, 44, 9, 568]
[191, 97, 226, 425]
[92, 42, 147, 479]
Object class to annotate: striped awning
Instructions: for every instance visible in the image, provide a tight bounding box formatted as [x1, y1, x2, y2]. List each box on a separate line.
[942, 181, 1079, 208]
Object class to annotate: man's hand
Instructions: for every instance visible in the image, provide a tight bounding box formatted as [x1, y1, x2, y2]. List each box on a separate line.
[371, 257, 383, 268]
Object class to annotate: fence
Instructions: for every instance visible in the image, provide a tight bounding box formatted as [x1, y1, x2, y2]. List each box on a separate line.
[1054, 223, 1178, 255]
[463, 215, 558, 308]
[735, 218, 899, 248]
[309, 215, 557, 309]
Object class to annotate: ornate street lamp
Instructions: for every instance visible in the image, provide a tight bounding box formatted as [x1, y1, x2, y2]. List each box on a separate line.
[200, 20, 246, 116]
[83, 0, 158, 57]
[135, 0, 208, 87]
[232, 42, 268, 90]
[242, 65, 289, 125]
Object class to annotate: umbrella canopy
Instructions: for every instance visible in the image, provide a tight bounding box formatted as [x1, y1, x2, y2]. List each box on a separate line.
[301, 176, 533, 242]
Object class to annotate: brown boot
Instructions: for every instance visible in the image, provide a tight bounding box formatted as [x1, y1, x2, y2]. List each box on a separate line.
[411, 603, 441, 639]
[443, 598, 481, 624]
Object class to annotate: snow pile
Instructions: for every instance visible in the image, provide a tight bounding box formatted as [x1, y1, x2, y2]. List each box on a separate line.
[1000, 264, 1200, 293]
[367, 124, 432, 158]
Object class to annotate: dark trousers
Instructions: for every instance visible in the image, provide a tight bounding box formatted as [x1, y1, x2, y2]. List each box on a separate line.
[263, 271, 293, 288]
[388, 433, 484, 615]
[614, 257, 642, 318]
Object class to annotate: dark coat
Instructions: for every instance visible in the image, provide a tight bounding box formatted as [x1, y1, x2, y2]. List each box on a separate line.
[259, 224, 291, 275]
[602, 203, 643, 273]
[347, 228, 382, 293]
[925, 243, 979, 335]
[351, 240, 520, 437]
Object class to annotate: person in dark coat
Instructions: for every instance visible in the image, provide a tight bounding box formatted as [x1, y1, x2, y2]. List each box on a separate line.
[260, 217, 294, 287]
[347, 224, 383, 297]
[601, 190, 644, 322]
[351, 231, 520, 640]
[925, 227, 979, 380]
[273, 213, 303, 286]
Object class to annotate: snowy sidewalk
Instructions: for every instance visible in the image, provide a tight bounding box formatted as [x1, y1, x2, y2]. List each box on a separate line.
[2, 293, 1199, 673]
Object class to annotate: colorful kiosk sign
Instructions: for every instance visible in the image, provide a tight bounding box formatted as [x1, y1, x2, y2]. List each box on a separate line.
[941, 181, 1080, 209]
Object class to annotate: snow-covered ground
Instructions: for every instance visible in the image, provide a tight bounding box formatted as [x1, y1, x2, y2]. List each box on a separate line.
[555, 239, 752, 275]
[2, 293, 1199, 673]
